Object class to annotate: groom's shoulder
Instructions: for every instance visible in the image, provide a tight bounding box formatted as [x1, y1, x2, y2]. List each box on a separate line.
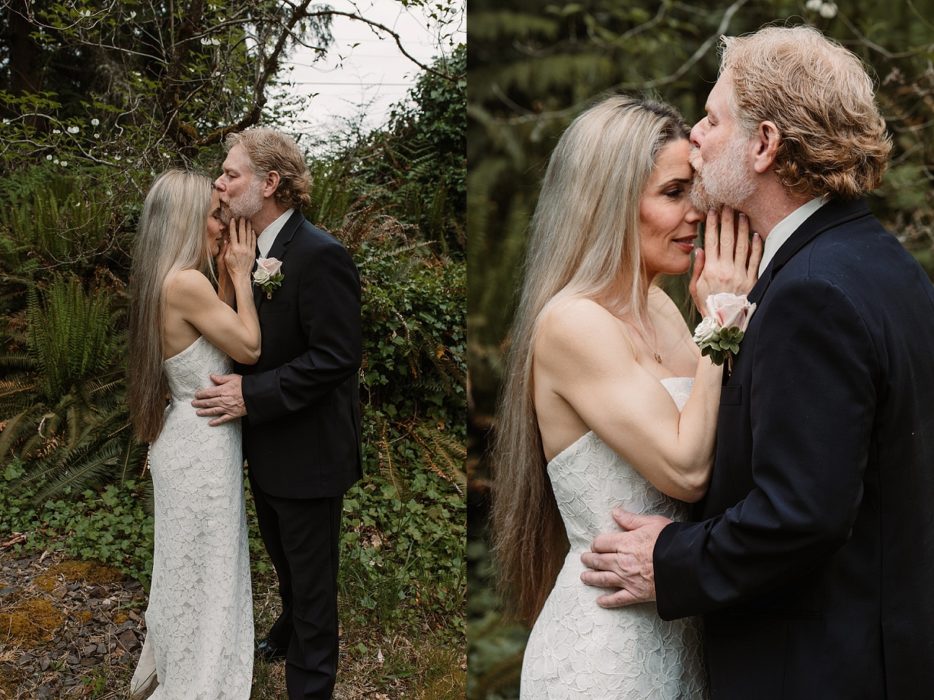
[294, 216, 339, 246]
[291, 216, 351, 256]
[289, 216, 357, 278]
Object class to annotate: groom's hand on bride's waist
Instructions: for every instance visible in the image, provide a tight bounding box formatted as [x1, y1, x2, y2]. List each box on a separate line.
[580, 509, 671, 608]
[192, 373, 246, 425]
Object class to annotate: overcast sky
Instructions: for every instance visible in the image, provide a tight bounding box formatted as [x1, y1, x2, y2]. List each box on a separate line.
[274, 0, 465, 142]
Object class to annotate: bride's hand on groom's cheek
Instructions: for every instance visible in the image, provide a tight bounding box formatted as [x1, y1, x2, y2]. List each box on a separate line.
[215, 236, 230, 277]
[225, 218, 256, 277]
[690, 206, 762, 312]
[579, 509, 672, 608]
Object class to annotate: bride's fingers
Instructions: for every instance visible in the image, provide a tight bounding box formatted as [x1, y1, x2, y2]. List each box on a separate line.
[689, 249, 705, 303]
[235, 218, 247, 247]
[734, 212, 749, 265]
[719, 206, 735, 263]
[240, 220, 255, 253]
[704, 209, 719, 262]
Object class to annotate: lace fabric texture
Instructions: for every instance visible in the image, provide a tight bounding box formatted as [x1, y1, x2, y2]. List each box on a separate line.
[521, 377, 708, 699]
[130, 336, 253, 699]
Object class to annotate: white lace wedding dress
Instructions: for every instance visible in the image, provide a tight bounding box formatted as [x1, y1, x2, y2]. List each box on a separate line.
[130, 335, 254, 699]
[521, 377, 707, 699]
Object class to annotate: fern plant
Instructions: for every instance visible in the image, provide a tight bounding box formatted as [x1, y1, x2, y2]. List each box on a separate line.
[0, 274, 141, 496]
[0, 167, 128, 305]
[407, 420, 467, 495]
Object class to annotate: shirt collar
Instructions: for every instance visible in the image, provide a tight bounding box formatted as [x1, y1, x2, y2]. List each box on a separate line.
[758, 197, 827, 276]
[256, 208, 294, 258]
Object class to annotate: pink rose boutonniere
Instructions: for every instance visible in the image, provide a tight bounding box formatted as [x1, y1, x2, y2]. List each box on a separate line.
[253, 257, 284, 299]
[693, 293, 757, 368]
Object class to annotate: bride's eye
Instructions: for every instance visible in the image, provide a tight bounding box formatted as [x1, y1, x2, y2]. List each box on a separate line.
[664, 188, 684, 200]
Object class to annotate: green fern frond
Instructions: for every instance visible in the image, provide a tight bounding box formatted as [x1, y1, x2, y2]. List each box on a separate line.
[19, 402, 137, 499]
[28, 275, 121, 402]
[375, 413, 403, 497]
[0, 353, 37, 372]
[0, 407, 44, 465]
[407, 421, 467, 494]
[0, 376, 41, 416]
[29, 438, 126, 502]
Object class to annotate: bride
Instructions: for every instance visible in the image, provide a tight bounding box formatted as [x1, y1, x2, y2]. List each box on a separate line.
[491, 96, 760, 697]
[127, 170, 259, 698]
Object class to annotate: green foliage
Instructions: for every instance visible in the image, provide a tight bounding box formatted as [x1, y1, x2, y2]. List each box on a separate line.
[336, 213, 467, 635]
[0, 459, 154, 585]
[0, 271, 138, 498]
[0, 1, 333, 171]
[304, 158, 358, 233]
[334, 45, 467, 255]
[27, 275, 122, 401]
[697, 328, 745, 366]
[358, 239, 466, 424]
[341, 417, 466, 634]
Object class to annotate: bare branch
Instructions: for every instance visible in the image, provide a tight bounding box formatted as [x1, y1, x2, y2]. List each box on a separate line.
[301, 9, 457, 83]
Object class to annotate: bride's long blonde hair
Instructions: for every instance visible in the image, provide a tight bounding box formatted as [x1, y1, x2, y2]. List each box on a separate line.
[127, 170, 215, 443]
[491, 96, 689, 624]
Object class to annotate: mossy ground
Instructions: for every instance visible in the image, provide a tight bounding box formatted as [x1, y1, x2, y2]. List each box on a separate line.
[0, 552, 465, 699]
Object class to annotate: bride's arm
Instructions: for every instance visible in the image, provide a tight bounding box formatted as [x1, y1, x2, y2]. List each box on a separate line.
[165, 219, 260, 364]
[214, 237, 236, 307]
[535, 299, 722, 503]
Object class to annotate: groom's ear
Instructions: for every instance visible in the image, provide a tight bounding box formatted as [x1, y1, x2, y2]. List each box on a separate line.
[262, 170, 281, 199]
[751, 121, 780, 174]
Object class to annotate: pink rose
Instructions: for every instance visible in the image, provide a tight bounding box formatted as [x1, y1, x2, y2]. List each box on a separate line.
[253, 257, 283, 285]
[705, 293, 756, 332]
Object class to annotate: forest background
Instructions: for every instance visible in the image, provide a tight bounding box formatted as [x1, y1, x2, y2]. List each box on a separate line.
[0, 0, 465, 697]
[467, 1, 934, 698]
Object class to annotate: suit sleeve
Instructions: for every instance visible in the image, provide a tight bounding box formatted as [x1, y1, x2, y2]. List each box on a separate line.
[241, 241, 362, 425]
[654, 276, 878, 619]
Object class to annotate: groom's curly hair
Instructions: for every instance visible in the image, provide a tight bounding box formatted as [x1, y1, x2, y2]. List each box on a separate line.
[224, 128, 311, 210]
[721, 25, 891, 200]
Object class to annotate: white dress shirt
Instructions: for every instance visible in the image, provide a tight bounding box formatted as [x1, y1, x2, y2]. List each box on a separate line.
[256, 208, 294, 258]
[758, 197, 827, 276]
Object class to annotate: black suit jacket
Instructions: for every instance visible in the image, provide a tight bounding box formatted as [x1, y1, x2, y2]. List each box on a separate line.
[236, 210, 362, 499]
[654, 199, 934, 699]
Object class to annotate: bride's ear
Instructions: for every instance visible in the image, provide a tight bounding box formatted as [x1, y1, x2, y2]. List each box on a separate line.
[751, 121, 780, 174]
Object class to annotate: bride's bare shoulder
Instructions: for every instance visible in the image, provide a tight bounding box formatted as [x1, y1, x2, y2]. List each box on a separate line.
[537, 296, 614, 335]
[164, 269, 213, 302]
[534, 296, 630, 361]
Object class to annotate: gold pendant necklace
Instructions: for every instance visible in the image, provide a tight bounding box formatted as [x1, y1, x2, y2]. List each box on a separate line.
[622, 316, 662, 364]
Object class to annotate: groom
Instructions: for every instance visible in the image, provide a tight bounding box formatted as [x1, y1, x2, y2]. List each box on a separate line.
[192, 127, 362, 698]
[581, 26, 934, 699]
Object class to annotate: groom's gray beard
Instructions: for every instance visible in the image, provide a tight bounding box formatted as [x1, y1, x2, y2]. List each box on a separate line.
[225, 180, 264, 224]
[689, 139, 755, 211]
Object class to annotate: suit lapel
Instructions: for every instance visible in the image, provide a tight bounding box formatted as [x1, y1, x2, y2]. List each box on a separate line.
[253, 209, 304, 310]
[748, 198, 872, 305]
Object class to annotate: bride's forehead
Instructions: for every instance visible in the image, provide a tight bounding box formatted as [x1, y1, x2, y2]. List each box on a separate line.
[650, 140, 693, 180]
